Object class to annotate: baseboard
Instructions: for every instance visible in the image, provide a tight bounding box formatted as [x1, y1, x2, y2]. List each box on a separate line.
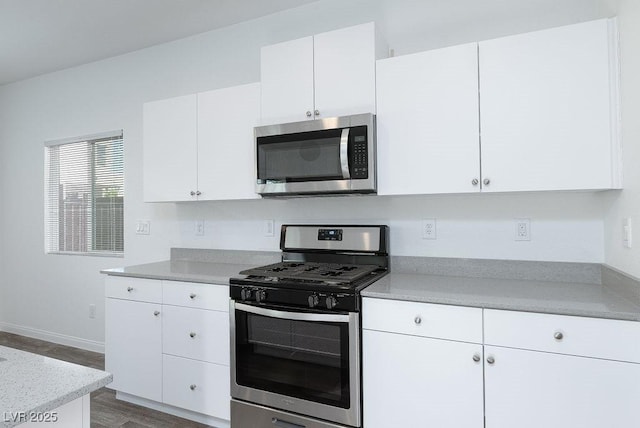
[115, 391, 230, 428]
[0, 322, 104, 354]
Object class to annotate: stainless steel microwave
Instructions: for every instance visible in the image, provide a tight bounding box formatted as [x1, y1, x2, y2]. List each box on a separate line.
[255, 113, 376, 196]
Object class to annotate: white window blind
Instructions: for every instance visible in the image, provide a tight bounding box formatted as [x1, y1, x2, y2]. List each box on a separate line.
[45, 131, 124, 256]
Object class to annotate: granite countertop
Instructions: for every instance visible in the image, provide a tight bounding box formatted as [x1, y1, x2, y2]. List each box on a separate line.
[362, 272, 640, 321]
[0, 345, 112, 428]
[101, 260, 257, 284]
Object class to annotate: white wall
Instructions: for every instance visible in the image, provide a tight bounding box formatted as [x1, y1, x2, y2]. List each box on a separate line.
[603, 0, 640, 278]
[0, 0, 619, 348]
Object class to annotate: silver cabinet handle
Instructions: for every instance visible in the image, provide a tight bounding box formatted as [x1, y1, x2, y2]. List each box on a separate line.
[471, 178, 479, 186]
[314, 109, 320, 116]
[306, 111, 312, 117]
[190, 191, 196, 196]
[189, 332, 196, 338]
[483, 178, 491, 185]
[127, 287, 134, 292]
[486, 356, 495, 365]
[153, 311, 160, 316]
[473, 353, 481, 362]
[196, 190, 201, 196]
[414, 316, 422, 325]
[554, 331, 564, 340]
[189, 293, 196, 299]
[190, 384, 197, 391]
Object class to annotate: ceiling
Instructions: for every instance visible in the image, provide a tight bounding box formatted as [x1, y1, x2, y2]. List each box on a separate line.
[0, 0, 319, 86]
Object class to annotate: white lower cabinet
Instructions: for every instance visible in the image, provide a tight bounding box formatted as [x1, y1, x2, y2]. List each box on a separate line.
[484, 346, 640, 428]
[363, 298, 640, 428]
[105, 279, 162, 403]
[163, 354, 230, 420]
[362, 298, 484, 428]
[363, 329, 484, 428]
[105, 277, 230, 426]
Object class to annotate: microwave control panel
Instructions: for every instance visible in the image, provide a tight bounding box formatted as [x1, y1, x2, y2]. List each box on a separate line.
[350, 126, 368, 179]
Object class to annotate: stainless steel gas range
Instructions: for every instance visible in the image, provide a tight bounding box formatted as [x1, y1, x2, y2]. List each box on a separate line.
[229, 225, 389, 428]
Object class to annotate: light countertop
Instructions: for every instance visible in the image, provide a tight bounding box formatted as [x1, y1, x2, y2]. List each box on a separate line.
[362, 272, 640, 321]
[101, 260, 256, 285]
[0, 345, 112, 428]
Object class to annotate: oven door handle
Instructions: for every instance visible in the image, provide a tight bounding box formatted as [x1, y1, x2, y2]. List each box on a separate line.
[339, 128, 351, 179]
[234, 302, 350, 323]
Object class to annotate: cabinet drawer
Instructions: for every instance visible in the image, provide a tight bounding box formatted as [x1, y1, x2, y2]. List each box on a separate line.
[484, 309, 640, 363]
[163, 354, 230, 420]
[105, 276, 162, 303]
[362, 298, 483, 343]
[162, 305, 229, 365]
[163, 280, 229, 311]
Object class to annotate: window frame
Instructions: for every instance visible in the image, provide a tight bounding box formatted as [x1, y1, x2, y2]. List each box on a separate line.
[44, 130, 124, 258]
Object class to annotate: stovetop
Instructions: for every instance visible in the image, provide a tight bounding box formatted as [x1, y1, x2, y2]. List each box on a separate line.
[230, 224, 389, 312]
[237, 261, 380, 284]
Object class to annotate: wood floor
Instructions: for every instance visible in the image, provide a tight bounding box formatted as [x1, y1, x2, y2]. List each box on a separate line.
[0, 332, 208, 428]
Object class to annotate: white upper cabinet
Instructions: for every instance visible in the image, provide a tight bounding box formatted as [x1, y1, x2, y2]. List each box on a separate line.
[197, 82, 261, 200]
[260, 22, 383, 125]
[377, 43, 481, 195]
[143, 94, 198, 202]
[479, 18, 621, 192]
[143, 83, 261, 202]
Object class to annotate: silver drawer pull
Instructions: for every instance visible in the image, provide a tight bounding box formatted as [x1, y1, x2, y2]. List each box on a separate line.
[414, 316, 422, 325]
[189, 332, 196, 338]
[472, 353, 481, 363]
[190, 384, 197, 391]
[153, 311, 160, 316]
[554, 331, 564, 341]
[486, 356, 495, 365]
[189, 293, 196, 299]
[127, 287, 134, 292]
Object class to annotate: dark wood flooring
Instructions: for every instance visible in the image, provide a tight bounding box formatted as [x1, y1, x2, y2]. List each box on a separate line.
[0, 332, 209, 428]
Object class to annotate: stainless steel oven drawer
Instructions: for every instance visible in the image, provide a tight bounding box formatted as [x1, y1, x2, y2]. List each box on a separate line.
[231, 399, 351, 428]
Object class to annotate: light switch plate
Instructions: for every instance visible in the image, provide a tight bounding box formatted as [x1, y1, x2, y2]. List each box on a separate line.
[136, 220, 150, 235]
[264, 220, 275, 237]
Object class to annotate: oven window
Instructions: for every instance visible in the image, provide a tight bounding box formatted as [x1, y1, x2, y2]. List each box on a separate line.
[257, 129, 343, 182]
[235, 310, 350, 408]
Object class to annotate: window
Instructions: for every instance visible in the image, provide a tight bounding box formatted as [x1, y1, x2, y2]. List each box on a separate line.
[45, 131, 124, 256]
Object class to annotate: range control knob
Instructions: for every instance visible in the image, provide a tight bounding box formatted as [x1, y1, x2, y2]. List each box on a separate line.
[255, 289, 267, 303]
[240, 288, 253, 301]
[325, 295, 338, 310]
[308, 294, 320, 308]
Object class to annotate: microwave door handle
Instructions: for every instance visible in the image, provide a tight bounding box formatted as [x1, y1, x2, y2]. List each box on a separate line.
[340, 128, 351, 179]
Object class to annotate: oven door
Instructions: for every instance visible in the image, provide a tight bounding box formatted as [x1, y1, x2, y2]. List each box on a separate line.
[230, 301, 361, 427]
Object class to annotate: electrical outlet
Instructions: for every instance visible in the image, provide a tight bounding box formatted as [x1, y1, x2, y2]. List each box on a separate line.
[623, 218, 632, 248]
[195, 220, 205, 236]
[264, 220, 275, 237]
[135, 220, 150, 235]
[422, 219, 437, 240]
[89, 304, 96, 319]
[515, 218, 531, 241]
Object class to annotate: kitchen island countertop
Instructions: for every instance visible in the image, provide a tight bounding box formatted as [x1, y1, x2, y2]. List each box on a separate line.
[0, 345, 112, 428]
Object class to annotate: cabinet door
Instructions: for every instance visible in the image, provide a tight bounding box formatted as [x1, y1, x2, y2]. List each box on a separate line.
[163, 354, 230, 420]
[260, 36, 314, 125]
[143, 94, 198, 201]
[484, 346, 640, 428]
[314, 22, 377, 119]
[376, 43, 480, 195]
[363, 329, 484, 428]
[105, 298, 162, 402]
[479, 19, 620, 192]
[197, 83, 261, 200]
